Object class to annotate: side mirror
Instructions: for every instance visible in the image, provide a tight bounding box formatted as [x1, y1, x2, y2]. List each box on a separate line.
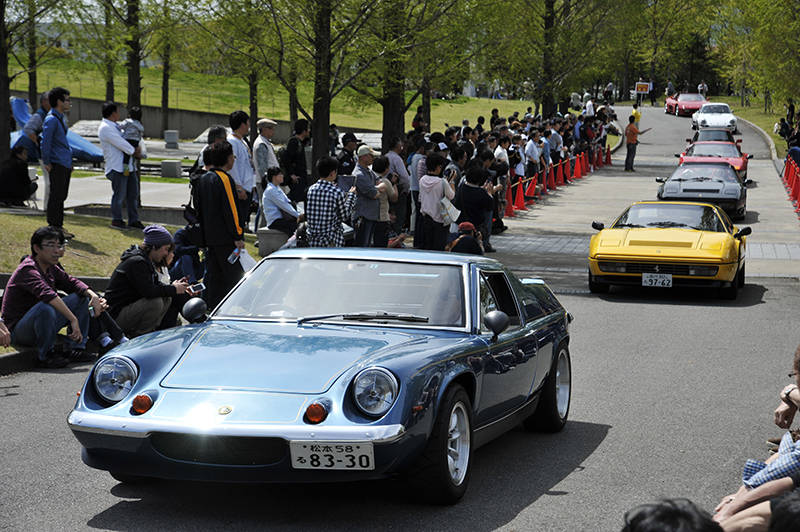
[747, 154, 753, 159]
[181, 298, 208, 323]
[736, 139, 742, 144]
[591, 220, 605, 231]
[674, 153, 680, 158]
[483, 311, 510, 342]
[685, 139, 692, 143]
[744, 179, 754, 186]
[735, 227, 752, 239]
[655, 178, 665, 183]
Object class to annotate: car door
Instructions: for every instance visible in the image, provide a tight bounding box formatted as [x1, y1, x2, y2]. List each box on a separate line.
[474, 269, 538, 425]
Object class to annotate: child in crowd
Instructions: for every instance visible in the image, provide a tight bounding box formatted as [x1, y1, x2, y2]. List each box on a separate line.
[119, 107, 144, 176]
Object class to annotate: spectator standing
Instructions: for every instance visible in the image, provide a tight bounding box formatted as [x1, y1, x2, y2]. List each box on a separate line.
[105, 225, 191, 337]
[337, 132, 358, 176]
[261, 166, 302, 237]
[698, 80, 708, 97]
[282, 119, 311, 204]
[190, 125, 227, 177]
[2, 226, 101, 367]
[371, 155, 398, 248]
[351, 145, 387, 247]
[667, 79, 675, 96]
[227, 110, 256, 233]
[419, 153, 456, 251]
[328, 124, 339, 156]
[649, 78, 657, 106]
[252, 118, 279, 230]
[386, 136, 411, 233]
[525, 130, 542, 179]
[99, 102, 142, 230]
[631, 103, 642, 130]
[788, 99, 796, 128]
[40, 87, 75, 238]
[0, 146, 37, 206]
[585, 97, 596, 117]
[604, 82, 614, 103]
[195, 141, 246, 309]
[22, 91, 50, 202]
[412, 106, 426, 133]
[305, 156, 356, 247]
[119, 107, 144, 176]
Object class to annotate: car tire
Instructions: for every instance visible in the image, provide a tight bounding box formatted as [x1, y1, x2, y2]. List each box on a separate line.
[523, 343, 571, 433]
[738, 263, 746, 288]
[664, 104, 669, 114]
[675, 107, 679, 117]
[588, 272, 609, 294]
[110, 472, 160, 484]
[406, 384, 472, 505]
[720, 268, 739, 300]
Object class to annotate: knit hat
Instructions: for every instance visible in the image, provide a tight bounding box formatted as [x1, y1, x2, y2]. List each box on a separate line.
[142, 225, 173, 247]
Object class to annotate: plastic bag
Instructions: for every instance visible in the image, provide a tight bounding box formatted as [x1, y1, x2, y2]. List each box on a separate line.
[239, 248, 258, 271]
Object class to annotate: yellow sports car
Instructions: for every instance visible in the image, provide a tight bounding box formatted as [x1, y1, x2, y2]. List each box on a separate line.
[588, 201, 751, 299]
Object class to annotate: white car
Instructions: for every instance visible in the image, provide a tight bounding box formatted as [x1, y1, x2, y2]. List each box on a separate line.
[692, 103, 738, 133]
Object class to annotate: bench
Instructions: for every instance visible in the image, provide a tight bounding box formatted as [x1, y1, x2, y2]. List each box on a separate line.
[257, 228, 290, 257]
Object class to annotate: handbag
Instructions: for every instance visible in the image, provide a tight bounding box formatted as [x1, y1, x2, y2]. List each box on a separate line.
[439, 178, 460, 225]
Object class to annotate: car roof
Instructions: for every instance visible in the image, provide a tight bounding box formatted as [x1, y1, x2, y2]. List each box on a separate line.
[269, 247, 502, 268]
[631, 200, 720, 209]
[691, 141, 737, 146]
[676, 160, 736, 168]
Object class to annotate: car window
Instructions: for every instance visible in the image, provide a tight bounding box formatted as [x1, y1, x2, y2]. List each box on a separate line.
[216, 259, 465, 326]
[686, 144, 740, 158]
[669, 165, 739, 184]
[679, 94, 704, 101]
[718, 209, 735, 233]
[696, 130, 734, 142]
[702, 105, 730, 114]
[479, 271, 521, 332]
[615, 204, 726, 232]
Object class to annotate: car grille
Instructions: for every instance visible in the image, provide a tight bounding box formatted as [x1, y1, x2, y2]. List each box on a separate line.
[599, 262, 719, 276]
[150, 432, 288, 465]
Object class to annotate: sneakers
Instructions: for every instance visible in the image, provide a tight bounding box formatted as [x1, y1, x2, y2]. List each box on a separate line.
[484, 242, 498, 253]
[61, 229, 76, 239]
[767, 437, 783, 446]
[36, 351, 70, 368]
[62, 349, 96, 363]
[98, 341, 119, 356]
[127, 221, 145, 230]
[110, 220, 129, 230]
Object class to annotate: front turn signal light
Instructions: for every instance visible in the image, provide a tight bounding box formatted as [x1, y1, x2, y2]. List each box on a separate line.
[131, 394, 153, 415]
[306, 402, 328, 424]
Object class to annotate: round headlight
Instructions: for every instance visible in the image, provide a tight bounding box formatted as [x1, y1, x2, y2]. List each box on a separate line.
[93, 356, 139, 403]
[352, 368, 399, 417]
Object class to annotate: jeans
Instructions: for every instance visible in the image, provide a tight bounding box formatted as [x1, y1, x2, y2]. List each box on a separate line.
[10, 293, 89, 360]
[47, 163, 71, 228]
[625, 143, 637, 171]
[108, 169, 140, 224]
[169, 254, 205, 283]
[353, 218, 377, 247]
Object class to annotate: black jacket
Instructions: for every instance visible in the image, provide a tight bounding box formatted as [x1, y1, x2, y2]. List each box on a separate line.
[105, 245, 177, 318]
[0, 157, 31, 200]
[195, 168, 244, 247]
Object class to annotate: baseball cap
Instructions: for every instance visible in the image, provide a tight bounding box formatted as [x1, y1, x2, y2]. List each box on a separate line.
[458, 222, 476, 232]
[356, 145, 375, 157]
[342, 132, 359, 144]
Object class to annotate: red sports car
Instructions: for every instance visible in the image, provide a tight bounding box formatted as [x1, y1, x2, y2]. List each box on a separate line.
[674, 141, 753, 179]
[665, 93, 708, 116]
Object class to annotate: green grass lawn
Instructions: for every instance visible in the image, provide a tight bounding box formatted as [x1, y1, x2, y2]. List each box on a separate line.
[10, 58, 538, 133]
[0, 211, 258, 276]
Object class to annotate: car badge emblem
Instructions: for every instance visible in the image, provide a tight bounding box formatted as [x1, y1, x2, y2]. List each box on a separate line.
[654, 265, 659, 272]
[218, 406, 232, 415]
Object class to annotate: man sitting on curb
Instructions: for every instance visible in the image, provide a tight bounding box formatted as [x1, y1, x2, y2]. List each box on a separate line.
[0, 226, 101, 368]
[104, 225, 191, 338]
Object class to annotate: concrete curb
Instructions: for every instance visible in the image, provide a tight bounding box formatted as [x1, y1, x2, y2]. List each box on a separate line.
[0, 348, 37, 376]
[738, 116, 782, 175]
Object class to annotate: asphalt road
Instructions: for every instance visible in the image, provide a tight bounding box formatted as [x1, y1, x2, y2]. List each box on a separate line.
[2, 105, 798, 531]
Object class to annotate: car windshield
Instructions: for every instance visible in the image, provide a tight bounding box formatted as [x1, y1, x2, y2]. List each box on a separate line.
[668, 164, 739, 183]
[686, 144, 741, 158]
[678, 94, 705, 101]
[701, 105, 731, 114]
[215, 258, 466, 326]
[695, 130, 734, 142]
[614, 204, 726, 232]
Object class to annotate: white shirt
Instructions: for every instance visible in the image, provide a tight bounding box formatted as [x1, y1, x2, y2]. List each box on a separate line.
[98, 118, 136, 176]
[252, 134, 278, 179]
[585, 100, 595, 117]
[227, 133, 256, 191]
[494, 145, 508, 165]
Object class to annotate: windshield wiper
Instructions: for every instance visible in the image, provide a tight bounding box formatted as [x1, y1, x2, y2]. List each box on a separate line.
[615, 223, 644, 228]
[648, 221, 688, 227]
[297, 311, 429, 324]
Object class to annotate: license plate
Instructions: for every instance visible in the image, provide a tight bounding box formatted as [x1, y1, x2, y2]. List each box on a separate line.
[290, 441, 374, 470]
[642, 273, 673, 287]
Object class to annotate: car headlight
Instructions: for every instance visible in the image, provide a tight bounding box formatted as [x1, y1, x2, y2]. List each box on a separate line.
[93, 356, 139, 403]
[598, 262, 627, 273]
[700, 119, 708, 126]
[352, 368, 398, 417]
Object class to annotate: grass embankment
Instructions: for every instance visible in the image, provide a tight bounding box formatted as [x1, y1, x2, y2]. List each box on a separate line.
[0, 211, 259, 277]
[10, 58, 538, 134]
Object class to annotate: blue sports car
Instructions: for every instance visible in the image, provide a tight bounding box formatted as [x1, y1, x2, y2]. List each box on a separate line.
[68, 249, 573, 504]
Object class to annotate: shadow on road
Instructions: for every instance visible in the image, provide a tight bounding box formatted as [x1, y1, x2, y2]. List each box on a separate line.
[87, 421, 611, 532]
[586, 281, 768, 308]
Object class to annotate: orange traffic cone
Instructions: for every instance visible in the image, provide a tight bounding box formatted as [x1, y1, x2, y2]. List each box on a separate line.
[504, 184, 516, 217]
[565, 157, 572, 183]
[605, 146, 613, 165]
[573, 156, 582, 180]
[525, 174, 539, 202]
[556, 161, 565, 186]
[514, 181, 528, 211]
[596, 147, 604, 168]
[540, 168, 549, 195]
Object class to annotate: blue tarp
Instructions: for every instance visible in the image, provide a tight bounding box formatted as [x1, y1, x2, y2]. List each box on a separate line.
[10, 98, 104, 163]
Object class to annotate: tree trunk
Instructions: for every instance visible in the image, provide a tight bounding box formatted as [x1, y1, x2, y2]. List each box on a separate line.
[622, 55, 629, 102]
[104, 2, 115, 102]
[27, 0, 37, 104]
[541, 0, 557, 117]
[310, 0, 333, 181]
[421, 78, 431, 133]
[248, 72, 258, 144]
[0, 10, 12, 161]
[160, 43, 170, 137]
[379, 1, 405, 153]
[126, 0, 142, 109]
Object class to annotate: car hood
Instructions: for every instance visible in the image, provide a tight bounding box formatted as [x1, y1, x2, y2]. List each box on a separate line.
[591, 228, 733, 259]
[159, 321, 433, 394]
[682, 156, 743, 168]
[697, 114, 735, 124]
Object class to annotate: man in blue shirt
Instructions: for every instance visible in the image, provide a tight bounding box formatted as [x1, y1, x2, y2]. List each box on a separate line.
[40, 87, 74, 239]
